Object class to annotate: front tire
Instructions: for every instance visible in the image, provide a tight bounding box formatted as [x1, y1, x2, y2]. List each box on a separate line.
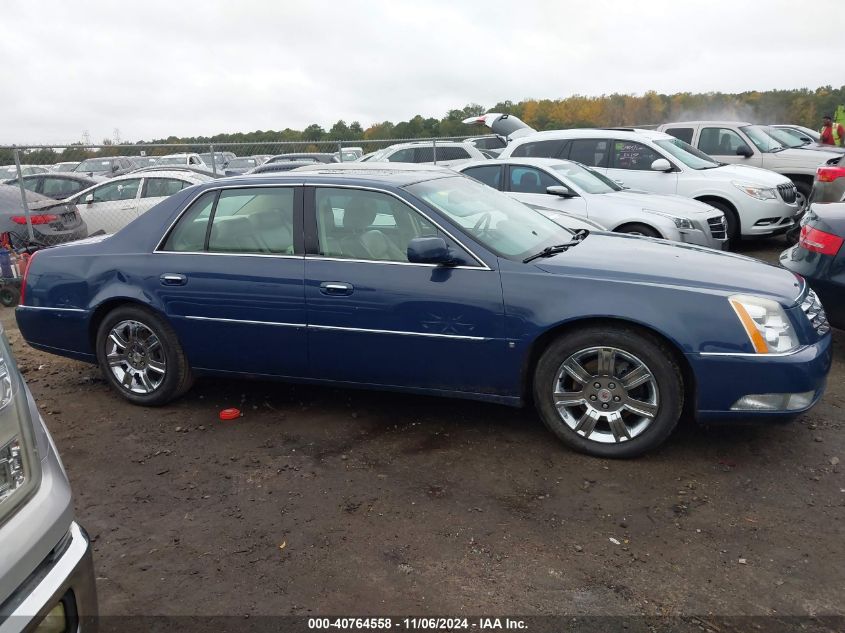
[533, 325, 684, 458]
[614, 223, 661, 238]
[707, 200, 740, 242]
[95, 305, 193, 405]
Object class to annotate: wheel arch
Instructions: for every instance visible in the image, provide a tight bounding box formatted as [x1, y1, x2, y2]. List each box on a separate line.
[521, 316, 696, 417]
[88, 297, 170, 350]
[611, 221, 667, 238]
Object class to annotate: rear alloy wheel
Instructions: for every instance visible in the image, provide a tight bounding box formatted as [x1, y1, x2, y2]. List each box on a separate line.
[96, 305, 192, 405]
[533, 326, 683, 458]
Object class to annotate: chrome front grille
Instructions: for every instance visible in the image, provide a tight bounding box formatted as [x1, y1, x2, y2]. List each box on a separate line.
[801, 289, 830, 336]
[777, 183, 798, 204]
[707, 214, 727, 240]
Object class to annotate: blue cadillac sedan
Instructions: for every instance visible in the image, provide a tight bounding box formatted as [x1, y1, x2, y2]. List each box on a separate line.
[16, 164, 832, 458]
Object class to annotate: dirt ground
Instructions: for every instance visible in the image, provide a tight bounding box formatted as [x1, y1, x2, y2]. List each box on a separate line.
[5, 237, 844, 619]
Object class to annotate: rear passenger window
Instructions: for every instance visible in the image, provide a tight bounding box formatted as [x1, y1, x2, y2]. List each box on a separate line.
[436, 147, 471, 161]
[387, 148, 415, 162]
[509, 166, 559, 193]
[143, 178, 188, 198]
[664, 127, 694, 144]
[462, 165, 503, 189]
[610, 141, 662, 170]
[160, 191, 216, 252]
[42, 177, 83, 197]
[568, 139, 609, 167]
[511, 139, 566, 158]
[209, 188, 295, 254]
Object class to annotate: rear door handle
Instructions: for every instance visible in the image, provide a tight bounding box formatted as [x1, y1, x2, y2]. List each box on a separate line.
[160, 273, 187, 286]
[319, 281, 354, 296]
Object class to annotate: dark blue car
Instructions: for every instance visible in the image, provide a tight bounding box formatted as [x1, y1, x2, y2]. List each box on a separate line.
[15, 164, 833, 458]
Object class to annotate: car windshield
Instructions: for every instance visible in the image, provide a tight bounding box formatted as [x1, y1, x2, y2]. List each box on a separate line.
[406, 175, 576, 261]
[550, 162, 621, 194]
[764, 126, 806, 148]
[74, 159, 112, 172]
[653, 138, 721, 169]
[156, 157, 187, 166]
[739, 125, 784, 152]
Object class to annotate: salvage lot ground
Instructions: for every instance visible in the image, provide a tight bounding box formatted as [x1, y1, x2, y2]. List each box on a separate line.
[4, 237, 843, 617]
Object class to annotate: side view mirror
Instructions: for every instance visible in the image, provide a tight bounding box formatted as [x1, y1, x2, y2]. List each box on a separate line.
[84, 193, 94, 204]
[736, 145, 754, 158]
[546, 185, 577, 198]
[407, 237, 455, 265]
[111, 163, 119, 172]
[650, 158, 672, 172]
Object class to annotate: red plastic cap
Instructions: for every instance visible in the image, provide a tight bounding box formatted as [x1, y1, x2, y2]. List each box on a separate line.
[219, 408, 241, 421]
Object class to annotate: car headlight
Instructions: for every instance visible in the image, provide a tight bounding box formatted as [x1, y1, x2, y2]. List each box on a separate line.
[0, 331, 41, 525]
[642, 209, 694, 229]
[732, 182, 777, 200]
[729, 294, 800, 354]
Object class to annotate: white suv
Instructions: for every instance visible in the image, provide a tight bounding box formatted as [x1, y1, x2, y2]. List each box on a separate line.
[366, 141, 487, 167]
[499, 128, 799, 240]
[657, 121, 841, 209]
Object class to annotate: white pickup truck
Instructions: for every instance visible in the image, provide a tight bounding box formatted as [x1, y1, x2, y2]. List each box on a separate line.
[657, 121, 841, 209]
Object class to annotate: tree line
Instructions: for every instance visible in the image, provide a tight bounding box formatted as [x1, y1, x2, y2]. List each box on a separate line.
[4, 85, 844, 165]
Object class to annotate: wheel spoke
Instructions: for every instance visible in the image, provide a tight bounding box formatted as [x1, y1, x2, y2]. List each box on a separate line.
[127, 321, 139, 343]
[574, 409, 600, 438]
[138, 371, 155, 393]
[146, 358, 166, 373]
[554, 390, 586, 407]
[607, 412, 631, 442]
[624, 397, 658, 419]
[107, 353, 128, 367]
[622, 365, 651, 390]
[109, 331, 129, 350]
[144, 334, 161, 354]
[597, 348, 616, 377]
[562, 358, 593, 386]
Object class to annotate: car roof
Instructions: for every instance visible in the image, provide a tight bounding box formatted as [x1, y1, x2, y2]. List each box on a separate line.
[222, 164, 456, 188]
[384, 140, 475, 149]
[511, 128, 673, 142]
[459, 157, 573, 169]
[662, 120, 753, 127]
[113, 169, 209, 181]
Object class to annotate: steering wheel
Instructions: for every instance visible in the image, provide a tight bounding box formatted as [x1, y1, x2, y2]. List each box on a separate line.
[472, 212, 493, 237]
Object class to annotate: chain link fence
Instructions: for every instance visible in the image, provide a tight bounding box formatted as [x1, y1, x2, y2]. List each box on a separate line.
[0, 136, 489, 254]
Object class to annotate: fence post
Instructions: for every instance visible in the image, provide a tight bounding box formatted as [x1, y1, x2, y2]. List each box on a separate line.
[12, 149, 34, 242]
[209, 144, 218, 176]
[337, 141, 343, 162]
[432, 138, 437, 165]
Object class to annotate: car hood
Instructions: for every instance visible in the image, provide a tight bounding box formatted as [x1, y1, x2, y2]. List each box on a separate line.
[770, 147, 842, 165]
[603, 190, 717, 216]
[533, 232, 803, 304]
[711, 163, 791, 186]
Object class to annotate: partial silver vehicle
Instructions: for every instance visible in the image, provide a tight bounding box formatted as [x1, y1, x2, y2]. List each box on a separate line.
[223, 156, 267, 176]
[772, 124, 821, 144]
[0, 324, 97, 631]
[365, 141, 487, 167]
[521, 201, 607, 232]
[0, 184, 87, 246]
[154, 153, 208, 169]
[0, 166, 49, 180]
[765, 125, 845, 155]
[458, 158, 727, 249]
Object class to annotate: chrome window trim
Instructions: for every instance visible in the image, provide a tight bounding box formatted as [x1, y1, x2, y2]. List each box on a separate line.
[185, 315, 305, 328]
[698, 345, 808, 358]
[156, 251, 303, 260]
[16, 305, 87, 313]
[303, 255, 486, 270]
[309, 324, 489, 341]
[312, 183, 492, 270]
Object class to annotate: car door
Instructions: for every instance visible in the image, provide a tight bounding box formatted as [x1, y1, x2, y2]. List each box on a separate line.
[138, 177, 191, 216]
[150, 185, 307, 376]
[696, 127, 762, 168]
[605, 139, 679, 194]
[304, 185, 508, 394]
[76, 178, 142, 233]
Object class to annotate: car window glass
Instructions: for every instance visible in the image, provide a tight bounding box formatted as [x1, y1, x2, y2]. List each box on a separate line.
[18, 178, 39, 193]
[161, 191, 217, 252]
[462, 165, 502, 189]
[386, 148, 415, 162]
[568, 139, 609, 167]
[208, 187, 296, 255]
[511, 139, 565, 158]
[91, 178, 141, 202]
[414, 147, 434, 162]
[610, 141, 662, 170]
[664, 127, 694, 144]
[42, 177, 83, 197]
[509, 166, 559, 193]
[436, 147, 470, 161]
[143, 178, 189, 198]
[315, 188, 440, 262]
[698, 127, 746, 155]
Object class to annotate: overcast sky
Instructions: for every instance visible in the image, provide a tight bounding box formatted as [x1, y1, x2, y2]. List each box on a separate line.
[1, 0, 841, 145]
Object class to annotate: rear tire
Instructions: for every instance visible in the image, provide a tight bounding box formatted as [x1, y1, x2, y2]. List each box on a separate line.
[533, 325, 684, 458]
[614, 223, 661, 238]
[95, 305, 193, 406]
[0, 286, 20, 307]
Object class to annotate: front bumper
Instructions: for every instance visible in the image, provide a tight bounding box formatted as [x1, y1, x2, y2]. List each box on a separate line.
[0, 522, 97, 633]
[740, 198, 799, 236]
[688, 334, 833, 422]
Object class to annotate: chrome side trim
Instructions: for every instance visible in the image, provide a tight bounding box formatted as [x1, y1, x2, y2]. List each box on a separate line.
[184, 315, 306, 328]
[698, 346, 808, 358]
[16, 305, 87, 313]
[309, 324, 489, 341]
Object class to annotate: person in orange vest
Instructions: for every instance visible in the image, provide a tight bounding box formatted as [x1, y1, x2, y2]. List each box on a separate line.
[819, 114, 844, 146]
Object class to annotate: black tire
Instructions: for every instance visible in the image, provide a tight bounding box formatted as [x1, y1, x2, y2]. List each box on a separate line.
[706, 200, 740, 242]
[794, 180, 811, 212]
[95, 304, 193, 406]
[533, 325, 684, 458]
[0, 286, 20, 307]
[614, 223, 661, 238]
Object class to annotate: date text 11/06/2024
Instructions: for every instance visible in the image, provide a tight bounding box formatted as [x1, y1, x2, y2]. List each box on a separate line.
[307, 618, 528, 630]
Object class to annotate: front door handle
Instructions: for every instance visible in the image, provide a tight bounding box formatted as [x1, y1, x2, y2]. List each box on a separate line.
[160, 273, 187, 286]
[319, 281, 354, 296]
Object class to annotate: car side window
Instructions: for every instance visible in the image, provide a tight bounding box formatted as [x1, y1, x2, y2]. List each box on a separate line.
[462, 165, 503, 190]
[42, 177, 83, 197]
[699, 127, 746, 155]
[91, 178, 141, 202]
[509, 166, 559, 193]
[386, 148, 415, 163]
[143, 178, 189, 198]
[436, 147, 471, 161]
[568, 139, 609, 168]
[511, 139, 566, 158]
[160, 191, 216, 252]
[610, 141, 662, 170]
[208, 188, 296, 254]
[315, 187, 439, 262]
[664, 127, 694, 144]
